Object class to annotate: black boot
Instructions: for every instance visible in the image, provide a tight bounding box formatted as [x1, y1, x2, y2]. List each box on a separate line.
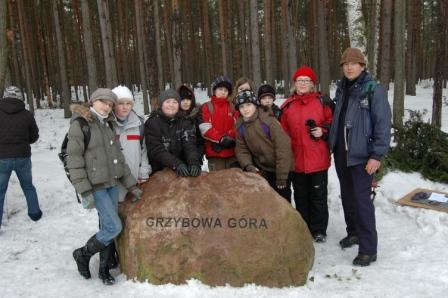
[99, 243, 116, 285]
[339, 235, 359, 249]
[107, 242, 119, 269]
[73, 235, 106, 279]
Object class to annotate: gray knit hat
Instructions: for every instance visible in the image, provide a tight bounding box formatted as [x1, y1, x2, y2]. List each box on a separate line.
[3, 86, 23, 101]
[89, 88, 117, 105]
[159, 89, 181, 107]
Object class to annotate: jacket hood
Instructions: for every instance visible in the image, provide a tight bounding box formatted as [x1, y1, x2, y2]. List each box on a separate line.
[0, 98, 25, 114]
[177, 85, 196, 112]
[70, 104, 95, 123]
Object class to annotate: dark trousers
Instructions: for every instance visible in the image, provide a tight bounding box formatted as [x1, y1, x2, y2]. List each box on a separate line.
[262, 171, 292, 203]
[334, 148, 377, 255]
[291, 170, 328, 236]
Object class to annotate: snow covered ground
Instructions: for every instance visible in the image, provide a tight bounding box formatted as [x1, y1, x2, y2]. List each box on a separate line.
[0, 85, 447, 298]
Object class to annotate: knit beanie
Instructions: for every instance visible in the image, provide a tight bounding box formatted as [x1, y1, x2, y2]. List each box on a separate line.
[89, 88, 117, 105]
[159, 89, 181, 108]
[340, 47, 366, 66]
[235, 90, 259, 108]
[292, 66, 318, 84]
[257, 84, 276, 100]
[211, 75, 233, 96]
[2, 86, 23, 101]
[112, 85, 134, 102]
[178, 85, 194, 100]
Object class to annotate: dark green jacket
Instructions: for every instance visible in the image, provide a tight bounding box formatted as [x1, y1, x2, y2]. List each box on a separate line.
[66, 104, 136, 195]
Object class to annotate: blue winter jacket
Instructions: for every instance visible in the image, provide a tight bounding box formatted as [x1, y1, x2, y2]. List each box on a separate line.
[328, 71, 392, 167]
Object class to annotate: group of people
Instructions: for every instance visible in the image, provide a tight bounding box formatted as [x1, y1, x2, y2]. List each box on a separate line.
[0, 47, 391, 286]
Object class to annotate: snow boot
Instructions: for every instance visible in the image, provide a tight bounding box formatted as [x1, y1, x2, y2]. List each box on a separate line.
[107, 242, 119, 269]
[99, 243, 115, 285]
[73, 235, 105, 279]
[339, 235, 359, 249]
[353, 253, 377, 266]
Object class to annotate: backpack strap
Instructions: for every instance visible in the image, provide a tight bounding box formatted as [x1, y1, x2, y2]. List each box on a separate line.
[76, 117, 91, 150]
[238, 121, 271, 140]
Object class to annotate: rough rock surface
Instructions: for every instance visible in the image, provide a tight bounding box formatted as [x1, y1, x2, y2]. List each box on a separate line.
[116, 168, 314, 287]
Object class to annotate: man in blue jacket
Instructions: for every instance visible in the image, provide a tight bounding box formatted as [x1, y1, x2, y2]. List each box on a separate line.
[329, 48, 391, 266]
[0, 86, 41, 230]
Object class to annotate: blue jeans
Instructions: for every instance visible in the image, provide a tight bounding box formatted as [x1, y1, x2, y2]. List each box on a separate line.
[0, 157, 41, 227]
[93, 186, 122, 246]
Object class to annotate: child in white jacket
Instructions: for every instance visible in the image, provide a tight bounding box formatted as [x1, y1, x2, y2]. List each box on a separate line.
[112, 86, 151, 202]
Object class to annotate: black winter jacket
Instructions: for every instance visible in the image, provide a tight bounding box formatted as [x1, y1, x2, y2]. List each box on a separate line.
[0, 98, 39, 158]
[144, 109, 201, 173]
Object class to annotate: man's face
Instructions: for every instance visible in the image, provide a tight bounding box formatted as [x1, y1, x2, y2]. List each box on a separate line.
[342, 62, 365, 81]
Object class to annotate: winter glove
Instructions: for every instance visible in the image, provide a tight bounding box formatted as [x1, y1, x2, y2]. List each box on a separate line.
[276, 179, 288, 189]
[81, 192, 95, 209]
[189, 164, 201, 177]
[219, 135, 236, 148]
[212, 142, 223, 153]
[128, 186, 143, 203]
[176, 163, 190, 177]
[244, 165, 260, 174]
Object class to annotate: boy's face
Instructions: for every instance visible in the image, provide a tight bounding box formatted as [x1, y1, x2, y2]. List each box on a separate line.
[114, 100, 134, 119]
[161, 98, 179, 118]
[260, 95, 274, 107]
[239, 102, 257, 119]
[214, 86, 229, 98]
[180, 98, 192, 111]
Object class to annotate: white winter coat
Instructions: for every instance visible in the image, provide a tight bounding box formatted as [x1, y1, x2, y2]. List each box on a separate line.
[115, 110, 151, 201]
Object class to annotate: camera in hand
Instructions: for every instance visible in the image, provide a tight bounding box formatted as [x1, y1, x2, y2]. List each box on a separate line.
[305, 119, 319, 141]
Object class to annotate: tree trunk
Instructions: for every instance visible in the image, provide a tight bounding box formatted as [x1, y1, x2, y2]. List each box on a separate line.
[432, 1, 447, 128]
[219, 0, 228, 75]
[405, 0, 416, 95]
[366, 0, 378, 75]
[52, 0, 70, 118]
[134, 0, 150, 114]
[162, 0, 174, 86]
[0, 0, 8, 93]
[250, 0, 261, 87]
[80, 0, 98, 94]
[17, 0, 34, 113]
[393, 0, 405, 130]
[36, 0, 52, 107]
[237, 1, 248, 78]
[263, 0, 273, 85]
[171, 0, 182, 87]
[153, 0, 164, 93]
[379, 0, 392, 90]
[316, 0, 330, 94]
[201, 1, 212, 91]
[97, 0, 117, 87]
[281, 0, 291, 95]
[286, 1, 297, 74]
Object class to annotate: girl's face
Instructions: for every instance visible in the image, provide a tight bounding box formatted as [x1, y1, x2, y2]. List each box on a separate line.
[237, 82, 251, 93]
[260, 95, 274, 107]
[238, 102, 257, 120]
[161, 98, 179, 117]
[92, 99, 114, 116]
[294, 76, 314, 94]
[114, 100, 134, 119]
[180, 98, 192, 111]
[214, 87, 229, 98]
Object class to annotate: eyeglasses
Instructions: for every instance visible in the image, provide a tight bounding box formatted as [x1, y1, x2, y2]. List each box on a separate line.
[295, 79, 312, 84]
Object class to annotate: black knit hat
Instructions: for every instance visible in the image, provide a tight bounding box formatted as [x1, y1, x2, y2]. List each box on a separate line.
[211, 75, 232, 96]
[178, 85, 193, 100]
[235, 90, 259, 108]
[159, 89, 181, 108]
[257, 84, 276, 100]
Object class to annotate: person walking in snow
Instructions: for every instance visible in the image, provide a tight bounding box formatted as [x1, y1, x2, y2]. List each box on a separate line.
[280, 66, 333, 243]
[144, 89, 202, 177]
[329, 48, 391, 266]
[68, 88, 142, 285]
[0, 86, 42, 230]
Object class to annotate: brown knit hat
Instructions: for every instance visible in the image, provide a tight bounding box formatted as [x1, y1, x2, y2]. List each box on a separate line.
[340, 48, 366, 66]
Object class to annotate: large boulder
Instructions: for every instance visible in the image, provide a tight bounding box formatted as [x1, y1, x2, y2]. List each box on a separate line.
[116, 168, 314, 287]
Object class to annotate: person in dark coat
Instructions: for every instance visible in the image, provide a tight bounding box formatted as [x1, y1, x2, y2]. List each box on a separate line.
[328, 48, 392, 266]
[257, 84, 282, 120]
[0, 86, 41, 229]
[144, 89, 201, 177]
[177, 84, 205, 164]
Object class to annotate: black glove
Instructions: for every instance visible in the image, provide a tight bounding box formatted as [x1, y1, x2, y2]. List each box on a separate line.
[176, 163, 190, 177]
[219, 135, 236, 148]
[189, 165, 201, 177]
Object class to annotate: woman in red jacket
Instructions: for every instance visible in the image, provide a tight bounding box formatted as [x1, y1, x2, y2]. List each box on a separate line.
[281, 66, 333, 243]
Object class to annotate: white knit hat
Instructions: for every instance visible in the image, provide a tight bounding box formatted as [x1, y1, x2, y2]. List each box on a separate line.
[112, 85, 134, 102]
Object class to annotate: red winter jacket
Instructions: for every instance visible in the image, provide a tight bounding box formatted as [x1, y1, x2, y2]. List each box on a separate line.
[280, 92, 333, 174]
[199, 96, 238, 158]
